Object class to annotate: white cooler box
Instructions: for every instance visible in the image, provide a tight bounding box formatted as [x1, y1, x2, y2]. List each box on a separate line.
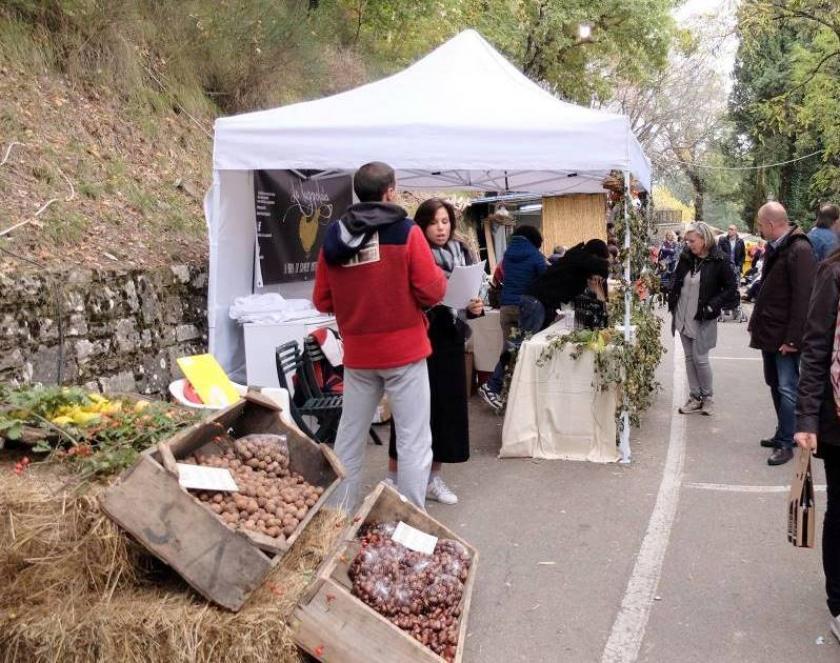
[243, 315, 337, 389]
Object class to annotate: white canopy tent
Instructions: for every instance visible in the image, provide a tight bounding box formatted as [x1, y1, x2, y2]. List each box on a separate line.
[206, 29, 651, 461]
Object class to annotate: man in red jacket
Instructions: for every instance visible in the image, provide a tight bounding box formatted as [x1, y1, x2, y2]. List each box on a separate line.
[313, 162, 446, 508]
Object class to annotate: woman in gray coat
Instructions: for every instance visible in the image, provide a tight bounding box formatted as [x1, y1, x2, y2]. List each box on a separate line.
[667, 222, 739, 416]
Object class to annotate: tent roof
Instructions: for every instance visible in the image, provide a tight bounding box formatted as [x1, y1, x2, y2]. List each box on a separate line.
[213, 29, 651, 192]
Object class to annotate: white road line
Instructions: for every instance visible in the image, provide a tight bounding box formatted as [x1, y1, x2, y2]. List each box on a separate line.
[686, 482, 826, 493]
[601, 338, 687, 663]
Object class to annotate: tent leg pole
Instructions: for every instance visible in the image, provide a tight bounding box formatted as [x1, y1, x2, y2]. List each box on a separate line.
[619, 170, 632, 464]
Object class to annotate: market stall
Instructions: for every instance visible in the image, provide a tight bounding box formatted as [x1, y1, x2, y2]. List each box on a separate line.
[206, 30, 652, 465]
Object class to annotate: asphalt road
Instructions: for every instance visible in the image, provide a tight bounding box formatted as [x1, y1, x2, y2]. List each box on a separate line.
[358, 309, 836, 663]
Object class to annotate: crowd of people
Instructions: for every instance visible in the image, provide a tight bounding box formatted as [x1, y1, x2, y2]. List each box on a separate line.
[313, 161, 840, 641]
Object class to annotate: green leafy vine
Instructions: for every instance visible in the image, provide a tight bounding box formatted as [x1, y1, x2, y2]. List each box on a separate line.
[532, 182, 664, 428]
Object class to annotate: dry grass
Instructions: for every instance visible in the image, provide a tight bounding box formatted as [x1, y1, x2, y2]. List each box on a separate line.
[0, 466, 345, 662]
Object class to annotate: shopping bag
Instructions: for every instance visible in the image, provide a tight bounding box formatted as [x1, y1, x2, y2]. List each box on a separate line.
[787, 448, 816, 548]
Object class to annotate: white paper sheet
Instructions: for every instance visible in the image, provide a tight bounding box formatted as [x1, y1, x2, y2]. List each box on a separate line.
[391, 521, 438, 555]
[442, 261, 486, 309]
[176, 463, 239, 492]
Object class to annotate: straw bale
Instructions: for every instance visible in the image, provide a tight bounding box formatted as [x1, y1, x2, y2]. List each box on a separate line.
[0, 465, 345, 663]
[0, 468, 147, 609]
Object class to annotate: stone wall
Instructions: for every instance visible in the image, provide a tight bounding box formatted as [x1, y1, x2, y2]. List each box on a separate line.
[0, 264, 208, 395]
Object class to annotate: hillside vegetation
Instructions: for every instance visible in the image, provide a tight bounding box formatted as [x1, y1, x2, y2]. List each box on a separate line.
[0, 0, 680, 273]
[0, 1, 372, 273]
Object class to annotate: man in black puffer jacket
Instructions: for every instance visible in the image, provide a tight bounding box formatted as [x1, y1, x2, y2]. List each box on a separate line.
[749, 201, 816, 466]
[529, 239, 610, 328]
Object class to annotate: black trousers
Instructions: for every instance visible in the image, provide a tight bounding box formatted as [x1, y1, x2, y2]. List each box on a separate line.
[823, 445, 840, 617]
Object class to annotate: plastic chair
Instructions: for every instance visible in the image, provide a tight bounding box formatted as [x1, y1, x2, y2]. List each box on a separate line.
[300, 337, 384, 446]
[275, 341, 342, 443]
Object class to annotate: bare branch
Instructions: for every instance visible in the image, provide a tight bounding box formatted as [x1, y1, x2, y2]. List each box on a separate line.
[768, 1, 840, 39]
[0, 142, 24, 168]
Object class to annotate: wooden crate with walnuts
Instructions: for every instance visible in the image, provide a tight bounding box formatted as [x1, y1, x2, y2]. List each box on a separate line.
[100, 392, 344, 611]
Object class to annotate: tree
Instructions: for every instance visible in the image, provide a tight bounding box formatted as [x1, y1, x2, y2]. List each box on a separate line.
[613, 17, 733, 222]
[729, 0, 840, 226]
[329, 0, 679, 106]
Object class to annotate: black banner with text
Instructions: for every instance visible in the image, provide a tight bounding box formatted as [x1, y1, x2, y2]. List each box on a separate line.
[254, 170, 352, 284]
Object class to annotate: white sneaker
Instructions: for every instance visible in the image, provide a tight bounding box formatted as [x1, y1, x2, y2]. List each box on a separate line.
[478, 384, 503, 413]
[426, 475, 458, 505]
[831, 614, 840, 644]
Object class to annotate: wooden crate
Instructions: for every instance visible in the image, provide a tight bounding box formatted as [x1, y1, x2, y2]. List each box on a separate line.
[100, 392, 344, 611]
[292, 482, 478, 663]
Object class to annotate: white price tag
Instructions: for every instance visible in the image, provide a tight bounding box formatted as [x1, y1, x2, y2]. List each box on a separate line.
[391, 521, 438, 555]
[176, 463, 239, 492]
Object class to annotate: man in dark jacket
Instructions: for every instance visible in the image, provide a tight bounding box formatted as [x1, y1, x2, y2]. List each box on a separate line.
[529, 239, 610, 328]
[717, 225, 746, 319]
[718, 225, 746, 273]
[749, 201, 817, 465]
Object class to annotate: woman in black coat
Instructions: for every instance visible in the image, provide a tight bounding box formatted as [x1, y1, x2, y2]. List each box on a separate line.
[667, 222, 738, 416]
[386, 198, 482, 505]
[795, 255, 840, 638]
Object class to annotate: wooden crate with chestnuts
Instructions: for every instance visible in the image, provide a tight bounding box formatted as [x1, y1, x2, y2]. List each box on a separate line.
[100, 392, 344, 611]
[292, 481, 478, 663]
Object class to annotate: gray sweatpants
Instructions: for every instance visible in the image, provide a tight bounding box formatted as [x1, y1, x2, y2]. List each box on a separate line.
[330, 359, 432, 511]
[680, 333, 713, 399]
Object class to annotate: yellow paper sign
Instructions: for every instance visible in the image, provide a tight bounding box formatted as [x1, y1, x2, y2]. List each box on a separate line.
[176, 354, 240, 408]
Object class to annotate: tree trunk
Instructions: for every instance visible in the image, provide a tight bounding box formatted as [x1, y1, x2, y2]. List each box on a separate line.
[680, 163, 705, 223]
[693, 187, 704, 222]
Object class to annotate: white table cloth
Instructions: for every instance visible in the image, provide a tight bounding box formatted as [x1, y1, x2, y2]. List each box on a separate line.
[500, 323, 619, 462]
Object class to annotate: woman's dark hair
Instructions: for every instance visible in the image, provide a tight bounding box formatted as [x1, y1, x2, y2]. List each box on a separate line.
[816, 203, 840, 229]
[354, 162, 396, 202]
[414, 198, 457, 241]
[513, 225, 543, 249]
[584, 238, 610, 259]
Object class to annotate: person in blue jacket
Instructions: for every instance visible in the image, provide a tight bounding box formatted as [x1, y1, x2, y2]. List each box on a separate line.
[807, 204, 840, 262]
[478, 225, 546, 412]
